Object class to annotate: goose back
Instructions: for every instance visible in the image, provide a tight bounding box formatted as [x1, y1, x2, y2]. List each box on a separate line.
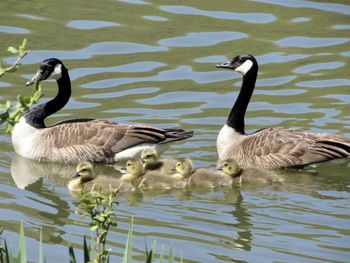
[219, 126, 350, 169]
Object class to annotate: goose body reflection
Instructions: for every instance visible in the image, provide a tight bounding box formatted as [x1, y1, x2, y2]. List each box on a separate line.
[216, 54, 350, 168]
[12, 58, 193, 164]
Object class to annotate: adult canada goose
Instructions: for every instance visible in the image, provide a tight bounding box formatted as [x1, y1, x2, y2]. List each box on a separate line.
[216, 54, 350, 168]
[12, 58, 193, 163]
[176, 158, 231, 188]
[219, 159, 283, 184]
[67, 162, 135, 193]
[141, 148, 176, 174]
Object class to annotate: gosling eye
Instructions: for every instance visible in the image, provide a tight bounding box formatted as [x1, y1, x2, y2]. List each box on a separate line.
[176, 163, 181, 167]
[127, 163, 131, 166]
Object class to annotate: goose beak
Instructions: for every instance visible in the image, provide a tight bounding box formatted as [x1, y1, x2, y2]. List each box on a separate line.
[216, 61, 231, 69]
[216, 61, 240, 70]
[26, 70, 42, 86]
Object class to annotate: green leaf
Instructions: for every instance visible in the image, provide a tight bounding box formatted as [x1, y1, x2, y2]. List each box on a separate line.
[7, 47, 18, 54]
[90, 225, 98, 232]
[122, 217, 134, 263]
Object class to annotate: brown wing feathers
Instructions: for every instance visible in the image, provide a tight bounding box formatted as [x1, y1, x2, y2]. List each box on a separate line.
[238, 128, 350, 168]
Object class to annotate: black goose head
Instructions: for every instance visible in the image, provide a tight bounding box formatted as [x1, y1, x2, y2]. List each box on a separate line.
[216, 54, 258, 76]
[26, 58, 66, 86]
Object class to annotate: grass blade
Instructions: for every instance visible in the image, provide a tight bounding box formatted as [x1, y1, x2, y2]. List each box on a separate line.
[38, 227, 44, 263]
[5, 239, 12, 263]
[122, 217, 134, 263]
[159, 244, 165, 263]
[18, 222, 26, 263]
[68, 236, 76, 263]
[168, 242, 174, 263]
[83, 236, 90, 263]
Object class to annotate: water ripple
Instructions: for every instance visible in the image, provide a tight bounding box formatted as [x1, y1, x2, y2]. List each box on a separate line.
[70, 61, 165, 80]
[82, 66, 235, 89]
[12, 42, 168, 64]
[249, 0, 350, 15]
[293, 62, 344, 74]
[296, 79, 350, 88]
[160, 5, 276, 24]
[143, 16, 167, 21]
[66, 20, 119, 30]
[257, 52, 310, 64]
[159, 32, 248, 47]
[0, 25, 30, 34]
[276, 36, 350, 48]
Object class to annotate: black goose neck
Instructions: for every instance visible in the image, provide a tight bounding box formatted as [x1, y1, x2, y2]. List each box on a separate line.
[226, 67, 258, 134]
[25, 66, 71, 129]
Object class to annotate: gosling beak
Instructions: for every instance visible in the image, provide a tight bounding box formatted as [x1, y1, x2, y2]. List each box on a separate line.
[72, 172, 80, 178]
[217, 166, 223, 171]
[26, 69, 42, 86]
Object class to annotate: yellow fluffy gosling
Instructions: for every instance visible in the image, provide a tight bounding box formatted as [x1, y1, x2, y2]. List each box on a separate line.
[68, 162, 135, 193]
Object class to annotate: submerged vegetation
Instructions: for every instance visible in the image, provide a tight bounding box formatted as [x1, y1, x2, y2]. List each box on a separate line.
[0, 39, 43, 134]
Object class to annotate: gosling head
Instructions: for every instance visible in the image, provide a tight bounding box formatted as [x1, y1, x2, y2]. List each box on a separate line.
[221, 159, 242, 177]
[74, 162, 96, 183]
[141, 148, 159, 169]
[175, 158, 194, 177]
[126, 159, 144, 177]
[26, 58, 66, 86]
[216, 54, 257, 76]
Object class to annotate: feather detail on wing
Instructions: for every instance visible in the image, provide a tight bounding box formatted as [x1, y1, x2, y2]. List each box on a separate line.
[228, 127, 350, 169]
[36, 119, 192, 163]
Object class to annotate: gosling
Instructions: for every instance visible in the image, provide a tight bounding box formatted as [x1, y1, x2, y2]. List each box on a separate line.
[67, 162, 135, 193]
[141, 148, 176, 174]
[220, 159, 284, 184]
[120, 159, 145, 187]
[175, 158, 231, 188]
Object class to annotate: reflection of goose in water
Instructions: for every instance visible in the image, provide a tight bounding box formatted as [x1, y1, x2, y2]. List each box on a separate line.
[10, 155, 76, 189]
[12, 58, 193, 163]
[9, 155, 72, 245]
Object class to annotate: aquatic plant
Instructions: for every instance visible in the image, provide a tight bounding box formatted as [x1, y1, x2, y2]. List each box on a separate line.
[0, 39, 43, 134]
[72, 189, 119, 263]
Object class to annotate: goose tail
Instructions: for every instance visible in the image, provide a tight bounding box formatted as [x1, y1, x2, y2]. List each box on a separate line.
[161, 129, 194, 144]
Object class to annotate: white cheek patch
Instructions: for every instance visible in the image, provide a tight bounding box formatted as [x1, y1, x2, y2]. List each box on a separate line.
[234, 60, 253, 75]
[48, 64, 62, 80]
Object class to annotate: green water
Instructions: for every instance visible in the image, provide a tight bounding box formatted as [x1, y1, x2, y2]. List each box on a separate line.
[1, 0, 350, 262]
